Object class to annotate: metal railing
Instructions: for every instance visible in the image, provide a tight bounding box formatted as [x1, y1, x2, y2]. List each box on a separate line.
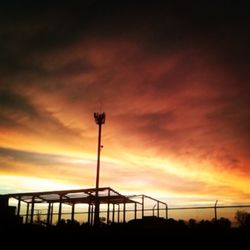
[19, 203, 250, 226]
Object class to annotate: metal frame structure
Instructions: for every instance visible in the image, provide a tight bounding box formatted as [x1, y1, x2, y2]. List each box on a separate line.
[128, 194, 168, 220]
[4, 187, 168, 225]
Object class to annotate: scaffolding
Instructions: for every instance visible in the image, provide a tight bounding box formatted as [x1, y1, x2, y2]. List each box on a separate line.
[3, 187, 168, 225]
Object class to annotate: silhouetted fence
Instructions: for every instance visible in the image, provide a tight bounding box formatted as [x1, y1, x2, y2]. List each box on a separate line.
[19, 204, 250, 226]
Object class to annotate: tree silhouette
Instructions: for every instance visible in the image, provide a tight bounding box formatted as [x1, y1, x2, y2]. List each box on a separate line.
[235, 210, 250, 228]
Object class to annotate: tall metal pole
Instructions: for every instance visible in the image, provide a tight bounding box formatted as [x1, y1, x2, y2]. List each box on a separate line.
[93, 112, 106, 226]
[94, 123, 102, 226]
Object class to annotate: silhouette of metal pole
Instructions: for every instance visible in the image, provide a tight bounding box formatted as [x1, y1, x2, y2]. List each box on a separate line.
[93, 112, 106, 226]
[214, 200, 218, 221]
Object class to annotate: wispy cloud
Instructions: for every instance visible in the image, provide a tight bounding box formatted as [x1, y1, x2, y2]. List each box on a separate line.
[0, 1, 250, 203]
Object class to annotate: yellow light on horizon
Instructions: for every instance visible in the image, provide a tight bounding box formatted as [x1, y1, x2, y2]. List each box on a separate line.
[0, 175, 81, 194]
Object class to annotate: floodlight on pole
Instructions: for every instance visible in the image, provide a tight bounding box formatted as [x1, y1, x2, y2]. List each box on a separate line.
[93, 112, 106, 226]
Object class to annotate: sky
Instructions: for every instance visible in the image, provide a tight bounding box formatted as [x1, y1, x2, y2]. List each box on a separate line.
[0, 0, 250, 206]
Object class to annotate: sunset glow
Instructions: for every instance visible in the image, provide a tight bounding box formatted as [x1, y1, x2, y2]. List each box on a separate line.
[0, 1, 250, 206]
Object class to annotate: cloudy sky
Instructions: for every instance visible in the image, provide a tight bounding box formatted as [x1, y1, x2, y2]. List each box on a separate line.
[0, 1, 250, 205]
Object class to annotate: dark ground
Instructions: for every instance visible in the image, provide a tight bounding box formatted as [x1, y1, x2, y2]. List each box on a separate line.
[1, 217, 249, 248]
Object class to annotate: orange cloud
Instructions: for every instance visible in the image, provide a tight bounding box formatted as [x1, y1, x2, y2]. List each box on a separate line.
[1, 1, 250, 206]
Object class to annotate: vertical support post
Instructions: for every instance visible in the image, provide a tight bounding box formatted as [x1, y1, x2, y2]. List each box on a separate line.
[30, 196, 35, 224]
[157, 201, 160, 217]
[214, 200, 218, 221]
[153, 204, 156, 216]
[91, 205, 94, 225]
[123, 202, 126, 223]
[134, 203, 137, 220]
[117, 204, 120, 223]
[25, 203, 30, 224]
[71, 203, 75, 221]
[165, 204, 168, 220]
[47, 203, 51, 225]
[88, 204, 91, 225]
[58, 195, 62, 222]
[50, 203, 54, 224]
[107, 189, 110, 224]
[142, 195, 145, 218]
[112, 204, 115, 223]
[17, 196, 21, 216]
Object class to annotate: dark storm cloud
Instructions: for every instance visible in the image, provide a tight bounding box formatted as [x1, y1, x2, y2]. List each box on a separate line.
[0, 1, 249, 163]
[1, 1, 248, 49]
[0, 1, 250, 200]
[0, 90, 39, 117]
[0, 1, 96, 80]
[0, 88, 83, 143]
[0, 89, 40, 130]
[1, 1, 249, 81]
[114, 111, 177, 140]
